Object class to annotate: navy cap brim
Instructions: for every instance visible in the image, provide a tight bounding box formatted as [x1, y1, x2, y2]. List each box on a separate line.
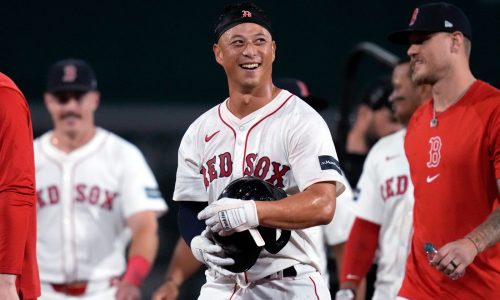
[47, 84, 94, 93]
[388, 29, 442, 44]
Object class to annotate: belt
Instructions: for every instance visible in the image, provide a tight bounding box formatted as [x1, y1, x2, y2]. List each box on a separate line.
[49, 277, 119, 296]
[51, 282, 87, 296]
[265, 266, 297, 279]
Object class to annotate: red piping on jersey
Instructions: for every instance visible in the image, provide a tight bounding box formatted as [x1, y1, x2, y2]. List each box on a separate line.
[229, 283, 238, 299]
[242, 94, 293, 172]
[70, 134, 108, 280]
[218, 103, 237, 139]
[309, 276, 320, 299]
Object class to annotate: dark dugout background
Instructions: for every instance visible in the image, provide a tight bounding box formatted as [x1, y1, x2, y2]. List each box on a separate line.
[1, 0, 498, 299]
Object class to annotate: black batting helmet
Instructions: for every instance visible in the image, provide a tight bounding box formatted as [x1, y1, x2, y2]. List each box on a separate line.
[208, 176, 291, 273]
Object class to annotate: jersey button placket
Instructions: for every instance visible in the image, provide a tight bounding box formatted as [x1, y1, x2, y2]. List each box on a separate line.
[233, 125, 247, 176]
[62, 163, 76, 281]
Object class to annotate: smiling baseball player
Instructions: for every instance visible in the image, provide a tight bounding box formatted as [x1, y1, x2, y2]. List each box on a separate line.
[35, 59, 167, 299]
[174, 3, 347, 300]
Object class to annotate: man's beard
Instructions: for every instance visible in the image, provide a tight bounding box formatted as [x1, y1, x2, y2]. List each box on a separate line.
[411, 67, 438, 85]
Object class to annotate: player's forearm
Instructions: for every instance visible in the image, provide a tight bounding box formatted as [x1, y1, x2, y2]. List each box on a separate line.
[127, 212, 159, 262]
[256, 182, 336, 229]
[164, 238, 202, 286]
[465, 205, 500, 253]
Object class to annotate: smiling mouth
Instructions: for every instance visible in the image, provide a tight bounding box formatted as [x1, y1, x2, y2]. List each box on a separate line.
[240, 63, 260, 70]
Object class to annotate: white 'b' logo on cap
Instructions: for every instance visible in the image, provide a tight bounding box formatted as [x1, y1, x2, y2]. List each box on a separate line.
[62, 64, 77, 82]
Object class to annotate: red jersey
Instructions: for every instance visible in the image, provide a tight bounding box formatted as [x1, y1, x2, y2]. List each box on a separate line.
[0, 73, 40, 298]
[399, 80, 500, 299]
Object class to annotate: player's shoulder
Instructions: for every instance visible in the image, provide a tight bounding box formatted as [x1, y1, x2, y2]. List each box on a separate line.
[185, 104, 221, 133]
[366, 129, 406, 160]
[0, 72, 19, 90]
[98, 128, 144, 158]
[470, 80, 500, 109]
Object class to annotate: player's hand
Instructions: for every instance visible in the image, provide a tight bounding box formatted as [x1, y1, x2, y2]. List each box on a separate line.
[115, 280, 141, 300]
[198, 197, 259, 235]
[152, 278, 180, 300]
[190, 229, 235, 276]
[0, 274, 19, 300]
[430, 238, 478, 280]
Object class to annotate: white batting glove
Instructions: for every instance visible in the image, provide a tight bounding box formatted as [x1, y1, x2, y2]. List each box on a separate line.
[190, 229, 235, 276]
[198, 197, 259, 236]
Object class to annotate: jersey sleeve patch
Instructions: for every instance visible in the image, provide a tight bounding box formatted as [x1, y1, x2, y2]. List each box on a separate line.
[318, 155, 342, 174]
[145, 187, 162, 199]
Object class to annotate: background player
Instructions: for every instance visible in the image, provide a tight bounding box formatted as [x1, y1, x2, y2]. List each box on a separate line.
[174, 2, 347, 299]
[335, 59, 431, 300]
[0, 72, 40, 300]
[35, 58, 168, 299]
[387, 2, 500, 299]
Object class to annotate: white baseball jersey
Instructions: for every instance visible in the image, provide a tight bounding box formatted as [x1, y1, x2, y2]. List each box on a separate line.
[34, 127, 167, 283]
[174, 90, 347, 282]
[355, 129, 413, 300]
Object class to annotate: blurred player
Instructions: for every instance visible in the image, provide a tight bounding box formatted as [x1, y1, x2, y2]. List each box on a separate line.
[0, 72, 40, 300]
[174, 2, 347, 299]
[335, 59, 431, 300]
[35, 59, 167, 299]
[388, 2, 500, 299]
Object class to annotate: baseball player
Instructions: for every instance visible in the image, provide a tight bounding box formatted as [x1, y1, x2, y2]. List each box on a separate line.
[152, 77, 355, 300]
[0, 72, 40, 300]
[174, 3, 347, 299]
[335, 59, 431, 300]
[35, 59, 167, 299]
[388, 3, 500, 299]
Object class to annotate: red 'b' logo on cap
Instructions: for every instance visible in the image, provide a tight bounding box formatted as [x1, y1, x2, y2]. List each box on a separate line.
[242, 10, 252, 18]
[62, 64, 77, 82]
[409, 8, 419, 26]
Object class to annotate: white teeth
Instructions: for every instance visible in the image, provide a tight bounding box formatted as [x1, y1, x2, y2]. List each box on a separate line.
[241, 63, 259, 69]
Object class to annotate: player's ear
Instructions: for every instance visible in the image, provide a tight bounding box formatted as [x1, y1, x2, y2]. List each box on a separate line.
[450, 32, 463, 54]
[213, 43, 223, 66]
[43, 92, 56, 111]
[271, 41, 276, 63]
[90, 91, 100, 111]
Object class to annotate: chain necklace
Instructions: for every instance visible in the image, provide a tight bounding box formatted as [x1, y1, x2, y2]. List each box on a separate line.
[429, 81, 475, 128]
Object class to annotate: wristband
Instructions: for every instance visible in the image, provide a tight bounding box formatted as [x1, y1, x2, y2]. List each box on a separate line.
[122, 255, 151, 287]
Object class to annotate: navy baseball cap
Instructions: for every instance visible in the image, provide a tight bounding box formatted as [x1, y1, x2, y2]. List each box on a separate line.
[388, 2, 472, 44]
[46, 59, 98, 93]
[214, 2, 272, 43]
[275, 78, 328, 112]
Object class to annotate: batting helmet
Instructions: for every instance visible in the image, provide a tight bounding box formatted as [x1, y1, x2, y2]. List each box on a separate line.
[209, 176, 291, 273]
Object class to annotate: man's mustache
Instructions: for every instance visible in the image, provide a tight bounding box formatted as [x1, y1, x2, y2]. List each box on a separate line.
[60, 112, 82, 120]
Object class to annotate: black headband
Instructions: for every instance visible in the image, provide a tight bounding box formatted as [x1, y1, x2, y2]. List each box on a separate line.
[214, 2, 272, 43]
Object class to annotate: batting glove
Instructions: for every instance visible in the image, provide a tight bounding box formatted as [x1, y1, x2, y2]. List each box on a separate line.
[190, 229, 235, 276]
[198, 197, 259, 236]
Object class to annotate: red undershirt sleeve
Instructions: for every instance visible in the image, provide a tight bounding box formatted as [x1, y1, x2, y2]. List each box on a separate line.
[340, 217, 380, 285]
[0, 86, 36, 275]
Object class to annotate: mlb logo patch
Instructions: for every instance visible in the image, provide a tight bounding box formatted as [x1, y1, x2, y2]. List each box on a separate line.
[145, 187, 162, 199]
[318, 155, 342, 174]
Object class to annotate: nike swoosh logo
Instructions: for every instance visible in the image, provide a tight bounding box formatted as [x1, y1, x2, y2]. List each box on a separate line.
[385, 155, 400, 161]
[426, 173, 440, 183]
[204, 130, 220, 142]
